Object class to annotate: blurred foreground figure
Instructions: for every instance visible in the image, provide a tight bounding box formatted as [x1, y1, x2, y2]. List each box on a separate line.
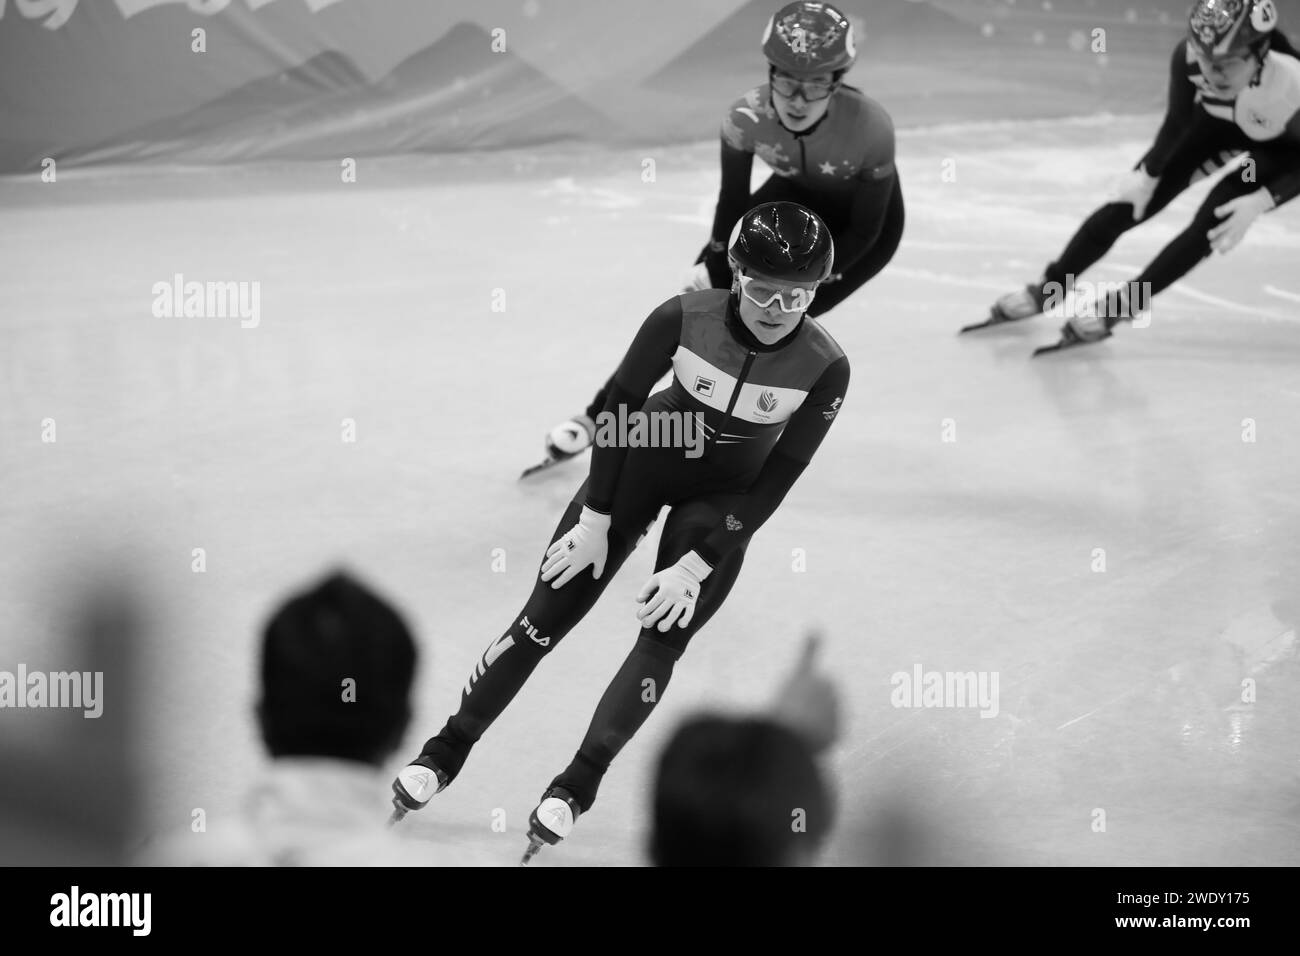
[147, 571, 448, 866]
[649, 716, 830, 866]
[648, 635, 837, 867]
[0, 579, 143, 865]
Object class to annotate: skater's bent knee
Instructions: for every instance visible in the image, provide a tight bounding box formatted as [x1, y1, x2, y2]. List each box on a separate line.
[1088, 203, 1144, 235]
[637, 628, 690, 659]
[635, 632, 684, 660]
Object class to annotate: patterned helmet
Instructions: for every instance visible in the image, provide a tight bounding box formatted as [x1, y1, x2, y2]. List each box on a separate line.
[1188, 0, 1280, 59]
[761, 1, 857, 77]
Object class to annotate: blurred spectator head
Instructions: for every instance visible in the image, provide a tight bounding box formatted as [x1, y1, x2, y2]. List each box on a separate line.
[258, 571, 416, 766]
[649, 713, 831, 866]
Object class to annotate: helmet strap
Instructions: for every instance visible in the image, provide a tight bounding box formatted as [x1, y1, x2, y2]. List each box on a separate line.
[1251, 39, 1270, 81]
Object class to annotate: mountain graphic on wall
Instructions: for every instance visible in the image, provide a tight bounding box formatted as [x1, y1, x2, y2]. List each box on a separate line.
[67, 22, 617, 168]
[373, 21, 618, 151]
[64, 49, 370, 166]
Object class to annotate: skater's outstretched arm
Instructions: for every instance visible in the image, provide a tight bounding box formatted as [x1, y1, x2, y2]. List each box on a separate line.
[1142, 40, 1199, 177]
[584, 298, 682, 513]
[693, 355, 850, 567]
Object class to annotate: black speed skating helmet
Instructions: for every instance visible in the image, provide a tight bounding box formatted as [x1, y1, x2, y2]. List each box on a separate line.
[728, 201, 835, 284]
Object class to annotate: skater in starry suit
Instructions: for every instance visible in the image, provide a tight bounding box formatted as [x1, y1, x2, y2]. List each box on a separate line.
[392, 202, 849, 862]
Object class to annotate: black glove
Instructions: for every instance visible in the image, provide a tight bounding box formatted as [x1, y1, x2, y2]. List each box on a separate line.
[694, 242, 732, 289]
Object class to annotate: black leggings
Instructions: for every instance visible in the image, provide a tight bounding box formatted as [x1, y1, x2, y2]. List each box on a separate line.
[420, 475, 750, 807]
[1043, 116, 1299, 298]
[507, 481, 749, 659]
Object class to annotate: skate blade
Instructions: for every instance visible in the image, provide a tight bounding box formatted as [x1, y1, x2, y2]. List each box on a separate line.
[519, 460, 556, 479]
[519, 453, 581, 480]
[959, 310, 1028, 334]
[519, 837, 545, 866]
[1031, 330, 1111, 357]
[959, 316, 1003, 334]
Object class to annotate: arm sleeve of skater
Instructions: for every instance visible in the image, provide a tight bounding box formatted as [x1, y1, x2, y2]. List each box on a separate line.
[583, 374, 616, 424]
[1141, 41, 1197, 177]
[829, 111, 897, 269]
[694, 354, 850, 566]
[584, 298, 683, 514]
[1264, 112, 1300, 207]
[709, 141, 757, 246]
[830, 168, 898, 273]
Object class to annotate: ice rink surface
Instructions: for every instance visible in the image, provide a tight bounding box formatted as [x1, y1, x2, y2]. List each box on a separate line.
[2, 114, 1298, 865]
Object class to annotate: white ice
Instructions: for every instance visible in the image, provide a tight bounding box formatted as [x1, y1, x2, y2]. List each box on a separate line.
[1, 114, 1297, 865]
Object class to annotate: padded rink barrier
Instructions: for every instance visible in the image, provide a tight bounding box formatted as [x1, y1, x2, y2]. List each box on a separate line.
[6, 0, 1299, 173]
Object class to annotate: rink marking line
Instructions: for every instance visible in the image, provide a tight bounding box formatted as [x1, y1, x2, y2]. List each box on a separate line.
[1056, 625, 1295, 730]
[1165, 284, 1300, 322]
[1263, 285, 1300, 305]
[904, 239, 1022, 251]
[1056, 685, 1147, 731]
[1093, 264, 1299, 320]
[1080, 277, 1300, 323]
[899, 114, 1155, 143]
[886, 266, 1010, 292]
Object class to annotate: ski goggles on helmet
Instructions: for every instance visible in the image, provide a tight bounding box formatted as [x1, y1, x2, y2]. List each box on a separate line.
[769, 69, 838, 102]
[738, 273, 817, 314]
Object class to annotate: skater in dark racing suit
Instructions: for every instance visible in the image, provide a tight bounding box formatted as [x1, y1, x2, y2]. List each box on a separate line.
[978, 0, 1300, 351]
[392, 202, 850, 862]
[538, 1, 896, 470]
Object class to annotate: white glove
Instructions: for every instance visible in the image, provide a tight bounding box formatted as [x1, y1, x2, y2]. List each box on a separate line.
[636, 550, 712, 632]
[681, 261, 713, 292]
[1110, 165, 1160, 221]
[540, 506, 611, 589]
[1208, 188, 1275, 254]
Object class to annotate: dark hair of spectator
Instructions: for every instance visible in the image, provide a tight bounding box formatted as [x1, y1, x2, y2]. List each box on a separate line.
[258, 571, 417, 765]
[650, 714, 831, 866]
